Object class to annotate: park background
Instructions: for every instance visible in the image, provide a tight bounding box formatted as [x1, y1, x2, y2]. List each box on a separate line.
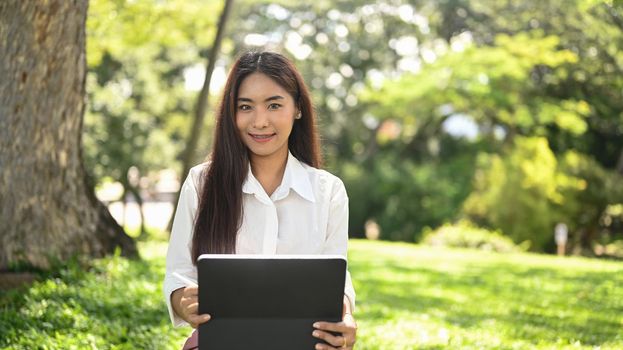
[1, 0, 622, 349]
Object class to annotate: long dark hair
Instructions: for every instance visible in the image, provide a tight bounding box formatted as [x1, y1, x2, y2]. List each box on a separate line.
[191, 51, 321, 261]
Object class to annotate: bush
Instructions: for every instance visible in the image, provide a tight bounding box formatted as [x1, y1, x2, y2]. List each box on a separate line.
[422, 221, 523, 253]
[340, 141, 477, 242]
[595, 240, 623, 259]
[462, 137, 561, 251]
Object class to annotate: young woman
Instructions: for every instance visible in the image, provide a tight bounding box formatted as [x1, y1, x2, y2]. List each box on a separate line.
[163, 51, 357, 350]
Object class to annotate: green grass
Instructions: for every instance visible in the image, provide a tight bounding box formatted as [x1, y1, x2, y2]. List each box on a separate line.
[0, 241, 190, 349]
[350, 240, 623, 349]
[1, 239, 622, 349]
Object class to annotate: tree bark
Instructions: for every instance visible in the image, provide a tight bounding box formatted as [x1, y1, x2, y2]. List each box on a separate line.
[167, 0, 235, 232]
[0, 0, 137, 270]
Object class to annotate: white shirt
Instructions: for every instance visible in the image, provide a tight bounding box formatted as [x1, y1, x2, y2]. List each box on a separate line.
[163, 152, 356, 327]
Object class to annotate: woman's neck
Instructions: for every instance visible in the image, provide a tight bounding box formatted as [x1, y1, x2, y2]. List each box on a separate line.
[249, 152, 288, 197]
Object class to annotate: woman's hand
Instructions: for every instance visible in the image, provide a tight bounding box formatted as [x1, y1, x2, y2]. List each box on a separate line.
[171, 286, 211, 328]
[312, 298, 357, 349]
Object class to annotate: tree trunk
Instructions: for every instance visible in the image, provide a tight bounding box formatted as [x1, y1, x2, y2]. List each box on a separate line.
[616, 147, 623, 176]
[126, 183, 147, 240]
[121, 186, 128, 227]
[0, 0, 137, 270]
[167, 0, 235, 232]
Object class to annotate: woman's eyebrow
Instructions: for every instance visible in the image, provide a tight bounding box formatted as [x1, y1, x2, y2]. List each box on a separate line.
[264, 95, 284, 102]
[237, 95, 285, 103]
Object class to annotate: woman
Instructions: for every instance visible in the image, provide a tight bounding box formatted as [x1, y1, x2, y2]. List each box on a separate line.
[163, 51, 357, 350]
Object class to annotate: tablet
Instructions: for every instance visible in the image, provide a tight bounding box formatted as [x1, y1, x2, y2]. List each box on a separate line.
[197, 254, 346, 350]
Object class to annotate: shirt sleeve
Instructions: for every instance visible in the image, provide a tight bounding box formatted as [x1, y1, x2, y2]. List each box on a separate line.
[163, 170, 200, 327]
[323, 177, 356, 313]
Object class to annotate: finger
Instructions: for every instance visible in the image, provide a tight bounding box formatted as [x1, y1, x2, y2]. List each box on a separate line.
[314, 321, 348, 333]
[312, 330, 344, 347]
[183, 286, 199, 296]
[185, 302, 199, 315]
[180, 296, 198, 308]
[314, 344, 337, 350]
[188, 314, 211, 327]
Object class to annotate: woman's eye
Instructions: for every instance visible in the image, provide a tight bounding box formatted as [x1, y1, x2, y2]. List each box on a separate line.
[268, 103, 282, 110]
[238, 105, 251, 111]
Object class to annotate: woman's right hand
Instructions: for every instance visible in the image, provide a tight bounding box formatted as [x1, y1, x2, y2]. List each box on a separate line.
[172, 286, 211, 328]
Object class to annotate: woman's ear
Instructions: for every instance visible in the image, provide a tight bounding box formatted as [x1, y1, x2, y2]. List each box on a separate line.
[295, 105, 302, 119]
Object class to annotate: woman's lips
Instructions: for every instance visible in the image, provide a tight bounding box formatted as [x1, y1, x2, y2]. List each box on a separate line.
[249, 133, 276, 143]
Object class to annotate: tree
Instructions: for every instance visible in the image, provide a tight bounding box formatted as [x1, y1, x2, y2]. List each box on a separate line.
[422, 0, 623, 251]
[0, 1, 136, 270]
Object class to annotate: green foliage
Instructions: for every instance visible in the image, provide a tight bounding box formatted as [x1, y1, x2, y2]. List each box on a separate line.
[463, 136, 562, 251]
[463, 137, 622, 252]
[87, 0, 220, 66]
[556, 152, 623, 251]
[2, 240, 622, 349]
[80, 0, 623, 252]
[351, 26, 606, 247]
[458, 0, 623, 166]
[342, 137, 478, 241]
[422, 220, 523, 253]
[342, 0, 622, 250]
[84, 0, 222, 189]
[361, 32, 584, 139]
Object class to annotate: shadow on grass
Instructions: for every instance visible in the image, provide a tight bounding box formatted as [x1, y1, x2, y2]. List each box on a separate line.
[350, 256, 623, 347]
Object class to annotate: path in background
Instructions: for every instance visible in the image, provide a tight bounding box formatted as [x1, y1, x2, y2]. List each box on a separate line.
[107, 201, 174, 232]
[98, 169, 179, 232]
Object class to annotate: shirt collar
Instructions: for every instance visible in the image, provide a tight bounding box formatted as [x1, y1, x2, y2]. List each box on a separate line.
[285, 152, 316, 202]
[242, 168, 262, 196]
[242, 151, 316, 203]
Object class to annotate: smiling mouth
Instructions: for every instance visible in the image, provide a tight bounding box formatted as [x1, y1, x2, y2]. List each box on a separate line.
[249, 133, 276, 142]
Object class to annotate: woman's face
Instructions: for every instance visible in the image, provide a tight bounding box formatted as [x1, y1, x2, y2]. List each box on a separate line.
[235, 72, 297, 164]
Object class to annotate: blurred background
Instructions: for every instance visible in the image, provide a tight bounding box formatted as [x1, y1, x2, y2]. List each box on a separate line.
[86, 0, 622, 257]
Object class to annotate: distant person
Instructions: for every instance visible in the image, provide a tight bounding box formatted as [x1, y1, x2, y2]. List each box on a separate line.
[163, 51, 357, 350]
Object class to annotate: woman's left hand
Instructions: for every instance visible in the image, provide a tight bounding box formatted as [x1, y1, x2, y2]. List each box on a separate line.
[312, 298, 357, 349]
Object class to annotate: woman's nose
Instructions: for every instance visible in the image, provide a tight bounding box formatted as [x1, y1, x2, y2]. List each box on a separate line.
[252, 110, 269, 128]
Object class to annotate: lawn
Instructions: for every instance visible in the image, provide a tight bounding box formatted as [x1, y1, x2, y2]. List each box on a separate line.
[349, 240, 623, 349]
[1, 239, 622, 349]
